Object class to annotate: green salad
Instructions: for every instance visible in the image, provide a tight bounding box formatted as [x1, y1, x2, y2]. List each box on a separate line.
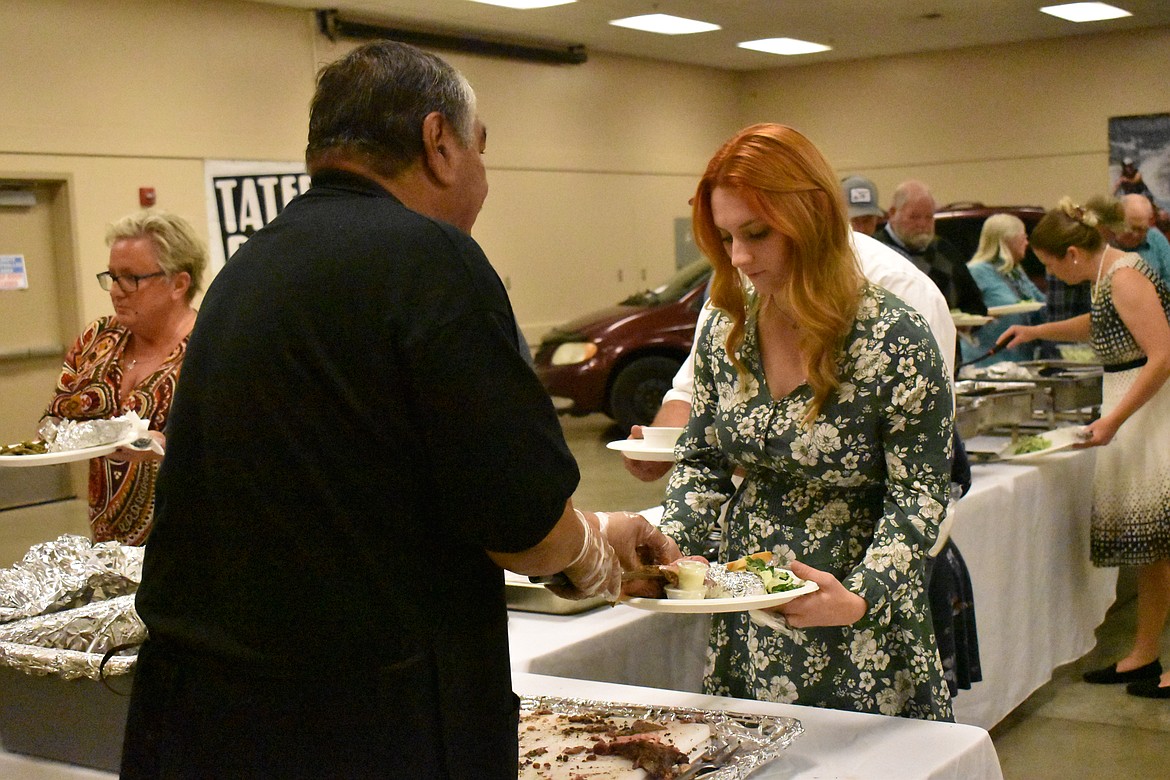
[1012, 435, 1051, 455]
[744, 556, 803, 593]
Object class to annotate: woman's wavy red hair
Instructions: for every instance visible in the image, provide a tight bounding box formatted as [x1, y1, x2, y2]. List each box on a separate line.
[692, 123, 863, 424]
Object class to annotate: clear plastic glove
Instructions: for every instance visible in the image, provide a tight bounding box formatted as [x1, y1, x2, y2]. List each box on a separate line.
[601, 511, 680, 568]
[553, 510, 621, 602]
[598, 511, 681, 597]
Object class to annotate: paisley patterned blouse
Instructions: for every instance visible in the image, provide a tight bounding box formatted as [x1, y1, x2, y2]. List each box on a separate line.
[660, 285, 955, 720]
[45, 316, 188, 545]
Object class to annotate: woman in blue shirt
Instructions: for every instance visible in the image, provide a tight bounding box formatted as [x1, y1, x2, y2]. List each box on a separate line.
[963, 214, 1046, 366]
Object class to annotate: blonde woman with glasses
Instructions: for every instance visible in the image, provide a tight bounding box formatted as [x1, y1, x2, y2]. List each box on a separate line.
[44, 209, 206, 545]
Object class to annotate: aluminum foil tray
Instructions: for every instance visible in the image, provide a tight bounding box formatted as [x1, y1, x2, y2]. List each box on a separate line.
[0, 534, 143, 625]
[518, 694, 803, 779]
[0, 594, 142, 680]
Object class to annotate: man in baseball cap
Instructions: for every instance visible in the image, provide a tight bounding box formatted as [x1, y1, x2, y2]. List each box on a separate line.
[842, 174, 884, 236]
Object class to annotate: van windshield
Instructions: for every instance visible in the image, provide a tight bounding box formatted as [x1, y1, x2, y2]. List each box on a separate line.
[621, 259, 711, 306]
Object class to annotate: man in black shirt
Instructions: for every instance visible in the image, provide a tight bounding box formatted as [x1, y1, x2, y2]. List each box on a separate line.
[122, 41, 674, 779]
[876, 180, 987, 316]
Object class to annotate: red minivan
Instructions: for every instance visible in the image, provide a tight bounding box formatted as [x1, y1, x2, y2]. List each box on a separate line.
[534, 259, 710, 433]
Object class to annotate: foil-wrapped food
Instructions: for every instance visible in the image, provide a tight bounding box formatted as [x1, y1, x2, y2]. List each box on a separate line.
[0, 535, 145, 680]
[0, 534, 143, 624]
[38, 411, 145, 453]
[625, 552, 804, 600]
[0, 595, 143, 680]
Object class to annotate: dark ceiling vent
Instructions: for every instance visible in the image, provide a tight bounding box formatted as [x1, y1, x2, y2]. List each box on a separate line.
[316, 9, 587, 66]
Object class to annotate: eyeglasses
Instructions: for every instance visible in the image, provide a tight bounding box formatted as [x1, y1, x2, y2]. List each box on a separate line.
[96, 271, 167, 293]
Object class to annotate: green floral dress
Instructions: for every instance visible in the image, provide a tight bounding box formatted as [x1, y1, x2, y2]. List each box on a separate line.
[659, 285, 954, 720]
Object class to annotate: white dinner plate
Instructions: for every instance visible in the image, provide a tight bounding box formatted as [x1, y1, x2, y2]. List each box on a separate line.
[0, 435, 139, 468]
[622, 580, 819, 613]
[606, 438, 676, 462]
[987, 301, 1045, 317]
[951, 312, 993, 327]
[998, 426, 1089, 462]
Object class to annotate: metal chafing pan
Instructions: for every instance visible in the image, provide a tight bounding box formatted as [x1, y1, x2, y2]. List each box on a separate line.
[1018, 360, 1103, 416]
[955, 381, 1038, 438]
[505, 572, 608, 615]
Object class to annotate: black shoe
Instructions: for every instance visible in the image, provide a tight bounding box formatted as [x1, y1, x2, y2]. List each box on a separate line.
[1126, 678, 1170, 698]
[1082, 659, 1162, 684]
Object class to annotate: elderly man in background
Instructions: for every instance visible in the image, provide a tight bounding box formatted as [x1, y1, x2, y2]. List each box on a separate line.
[1111, 193, 1170, 283]
[876, 180, 987, 316]
[841, 174, 884, 236]
[122, 40, 672, 779]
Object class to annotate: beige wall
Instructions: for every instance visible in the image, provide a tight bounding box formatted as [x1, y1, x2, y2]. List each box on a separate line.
[1, 0, 736, 347]
[1, 0, 1168, 354]
[309, 37, 739, 335]
[740, 26, 1170, 210]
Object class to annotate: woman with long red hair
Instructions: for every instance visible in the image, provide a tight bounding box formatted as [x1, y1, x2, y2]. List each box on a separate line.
[658, 124, 955, 719]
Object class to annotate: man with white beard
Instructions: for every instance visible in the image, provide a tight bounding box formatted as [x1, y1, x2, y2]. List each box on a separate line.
[876, 179, 987, 317]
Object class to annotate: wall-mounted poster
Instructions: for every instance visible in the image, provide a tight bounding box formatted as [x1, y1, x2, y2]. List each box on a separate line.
[204, 160, 310, 273]
[1107, 113, 1170, 209]
[0, 254, 28, 291]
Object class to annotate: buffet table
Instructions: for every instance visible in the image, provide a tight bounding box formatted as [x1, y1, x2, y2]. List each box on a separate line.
[0, 671, 1000, 780]
[950, 437, 1117, 728]
[0, 436, 1114, 776]
[516, 672, 1002, 779]
[508, 438, 1119, 731]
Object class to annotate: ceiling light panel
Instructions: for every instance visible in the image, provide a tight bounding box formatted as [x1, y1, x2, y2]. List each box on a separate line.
[468, 0, 576, 9]
[609, 14, 721, 35]
[738, 37, 832, 56]
[1040, 3, 1133, 22]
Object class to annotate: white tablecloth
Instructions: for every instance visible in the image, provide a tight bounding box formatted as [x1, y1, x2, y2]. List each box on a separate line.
[0, 669, 1002, 780]
[515, 672, 1002, 780]
[950, 438, 1117, 728]
[508, 600, 710, 693]
[509, 438, 1119, 731]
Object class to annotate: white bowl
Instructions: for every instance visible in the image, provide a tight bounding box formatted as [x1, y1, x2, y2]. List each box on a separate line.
[676, 560, 709, 591]
[641, 426, 684, 449]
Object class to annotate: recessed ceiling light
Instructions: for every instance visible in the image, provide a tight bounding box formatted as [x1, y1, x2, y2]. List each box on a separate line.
[1040, 3, 1133, 22]
[609, 14, 721, 35]
[468, 0, 576, 9]
[738, 37, 832, 56]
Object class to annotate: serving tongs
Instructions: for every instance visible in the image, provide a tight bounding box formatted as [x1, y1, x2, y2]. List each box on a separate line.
[957, 339, 1007, 369]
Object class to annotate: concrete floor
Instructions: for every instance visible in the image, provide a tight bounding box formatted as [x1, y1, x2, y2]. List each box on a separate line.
[558, 412, 1170, 780]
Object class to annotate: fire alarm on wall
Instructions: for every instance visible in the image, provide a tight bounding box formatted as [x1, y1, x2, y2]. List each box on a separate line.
[139, 187, 156, 207]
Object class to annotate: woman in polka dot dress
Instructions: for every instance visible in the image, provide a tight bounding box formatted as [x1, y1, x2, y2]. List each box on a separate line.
[1001, 197, 1170, 699]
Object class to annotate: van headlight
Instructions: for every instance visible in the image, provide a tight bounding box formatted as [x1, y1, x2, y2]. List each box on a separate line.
[550, 342, 598, 365]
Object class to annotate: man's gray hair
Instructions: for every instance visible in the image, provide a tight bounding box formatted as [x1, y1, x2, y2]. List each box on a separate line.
[306, 40, 477, 178]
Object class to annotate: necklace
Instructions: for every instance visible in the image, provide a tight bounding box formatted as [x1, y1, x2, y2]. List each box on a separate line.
[123, 309, 194, 375]
[1090, 248, 1110, 302]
